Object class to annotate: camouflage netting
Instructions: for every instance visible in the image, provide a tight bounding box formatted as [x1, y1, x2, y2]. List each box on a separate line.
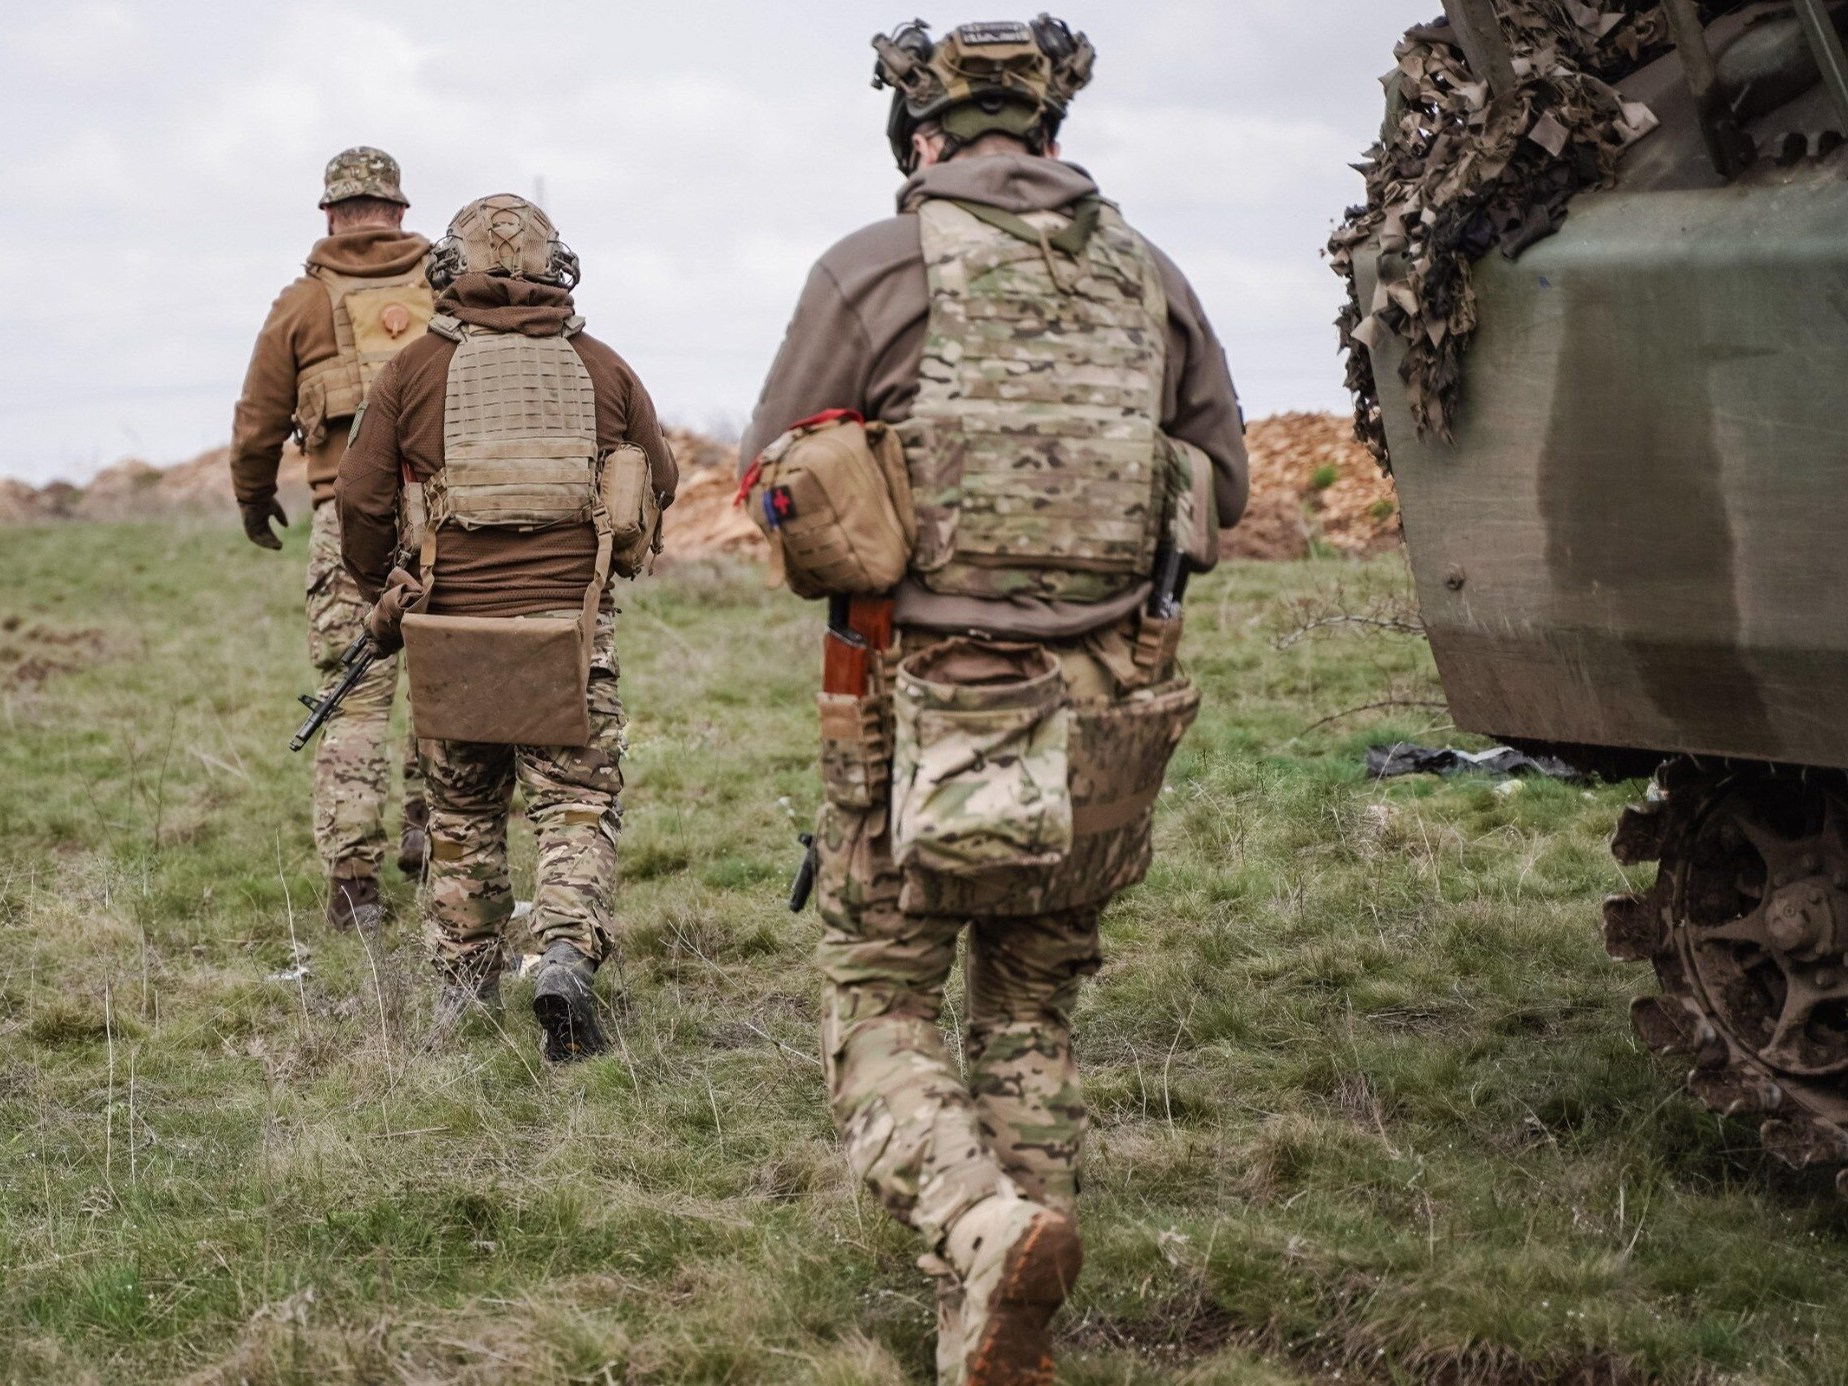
[1329, 2, 1738, 470]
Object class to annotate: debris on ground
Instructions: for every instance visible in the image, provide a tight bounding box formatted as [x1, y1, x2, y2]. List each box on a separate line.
[1367, 742, 1584, 782]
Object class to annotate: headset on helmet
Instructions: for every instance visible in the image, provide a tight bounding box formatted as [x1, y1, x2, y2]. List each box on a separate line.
[425, 194, 581, 292]
[871, 14, 1095, 174]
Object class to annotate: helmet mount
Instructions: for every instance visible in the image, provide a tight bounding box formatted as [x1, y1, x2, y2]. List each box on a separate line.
[872, 14, 1095, 174]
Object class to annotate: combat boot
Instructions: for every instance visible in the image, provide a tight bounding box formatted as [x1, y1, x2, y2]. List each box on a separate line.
[398, 799, 430, 878]
[326, 874, 383, 933]
[945, 1193, 1083, 1386]
[531, 941, 608, 1063]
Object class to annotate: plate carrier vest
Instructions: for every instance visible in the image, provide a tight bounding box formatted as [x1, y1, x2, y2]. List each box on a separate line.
[902, 195, 1169, 603]
[292, 264, 435, 451]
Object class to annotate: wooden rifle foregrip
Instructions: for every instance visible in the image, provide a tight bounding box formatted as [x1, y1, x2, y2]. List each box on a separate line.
[822, 595, 895, 697]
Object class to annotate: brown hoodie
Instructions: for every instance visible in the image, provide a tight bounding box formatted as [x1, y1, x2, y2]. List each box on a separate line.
[230, 227, 432, 507]
[741, 155, 1249, 639]
[336, 273, 677, 619]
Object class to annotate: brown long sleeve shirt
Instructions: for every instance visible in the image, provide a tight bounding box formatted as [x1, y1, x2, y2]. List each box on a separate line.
[230, 228, 432, 507]
[336, 274, 678, 619]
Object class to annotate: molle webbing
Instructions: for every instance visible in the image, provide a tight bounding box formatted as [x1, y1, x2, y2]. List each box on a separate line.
[905, 197, 1169, 603]
[432, 327, 598, 531]
[293, 265, 433, 449]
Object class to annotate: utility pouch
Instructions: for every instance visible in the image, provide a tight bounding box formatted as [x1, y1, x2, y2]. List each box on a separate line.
[890, 639, 1072, 875]
[601, 442, 662, 578]
[899, 674, 1201, 917]
[1162, 433, 1220, 572]
[401, 613, 589, 746]
[740, 410, 915, 599]
[818, 691, 892, 811]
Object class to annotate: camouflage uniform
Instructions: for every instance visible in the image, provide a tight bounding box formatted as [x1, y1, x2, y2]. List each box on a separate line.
[422, 614, 625, 984]
[306, 503, 423, 880]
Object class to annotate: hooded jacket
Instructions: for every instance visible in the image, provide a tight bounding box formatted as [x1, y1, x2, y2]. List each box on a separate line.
[335, 273, 677, 619]
[741, 155, 1249, 639]
[230, 228, 432, 507]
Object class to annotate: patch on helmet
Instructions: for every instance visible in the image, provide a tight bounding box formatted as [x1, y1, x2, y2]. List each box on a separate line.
[957, 21, 1033, 45]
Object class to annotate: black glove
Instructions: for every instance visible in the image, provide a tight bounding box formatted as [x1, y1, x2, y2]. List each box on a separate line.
[365, 567, 425, 657]
[240, 498, 289, 551]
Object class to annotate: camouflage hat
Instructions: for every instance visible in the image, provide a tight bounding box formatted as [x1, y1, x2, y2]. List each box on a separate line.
[318, 146, 409, 209]
[872, 15, 1095, 173]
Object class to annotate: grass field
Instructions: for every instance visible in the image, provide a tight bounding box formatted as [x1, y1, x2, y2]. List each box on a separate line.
[3, 517, 1847, 1386]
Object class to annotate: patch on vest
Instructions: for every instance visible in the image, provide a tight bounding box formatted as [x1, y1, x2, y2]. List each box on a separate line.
[762, 485, 797, 528]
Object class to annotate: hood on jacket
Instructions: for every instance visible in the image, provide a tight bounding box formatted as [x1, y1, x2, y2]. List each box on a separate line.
[306, 227, 431, 278]
[898, 154, 1100, 215]
[437, 272, 579, 337]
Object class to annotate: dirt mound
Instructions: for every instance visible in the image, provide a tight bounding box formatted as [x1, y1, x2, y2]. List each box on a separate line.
[2, 415, 1397, 562]
[1227, 412, 1399, 561]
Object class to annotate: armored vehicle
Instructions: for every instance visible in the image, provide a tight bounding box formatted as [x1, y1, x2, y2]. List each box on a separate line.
[1337, 0, 1848, 1184]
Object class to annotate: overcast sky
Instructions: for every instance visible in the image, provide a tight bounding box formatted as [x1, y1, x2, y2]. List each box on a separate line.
[0, 0, 1431, 485]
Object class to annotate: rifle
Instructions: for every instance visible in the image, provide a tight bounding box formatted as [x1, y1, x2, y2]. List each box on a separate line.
[792, 594, 897, 911]
[788, 832, 818, 912]
[824, 593, 895, 697]
[290, 634, 377, 752]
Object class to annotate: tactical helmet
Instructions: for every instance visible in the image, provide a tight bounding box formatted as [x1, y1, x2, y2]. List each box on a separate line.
[872, 15, 1094, 174]
[425, 194, 581, 292]
[319, 146, 409, 209]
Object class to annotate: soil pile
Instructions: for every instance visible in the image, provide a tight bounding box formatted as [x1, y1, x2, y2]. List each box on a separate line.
[2, 416, 1399, 562]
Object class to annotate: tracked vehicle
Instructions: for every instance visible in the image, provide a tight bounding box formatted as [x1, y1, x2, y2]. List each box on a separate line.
[1339, 0, 1848, 1184]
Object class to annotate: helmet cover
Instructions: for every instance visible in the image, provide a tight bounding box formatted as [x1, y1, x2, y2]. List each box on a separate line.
[871, 15, 1095, 173]
[425, 194, 581, 292]
[319, 146, 409, 209]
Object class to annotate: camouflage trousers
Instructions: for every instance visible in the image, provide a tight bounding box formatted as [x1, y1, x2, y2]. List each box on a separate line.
[816, 631, 1145, 1254]
[422, 611, 625, 984]
[306, 502, 422, 880]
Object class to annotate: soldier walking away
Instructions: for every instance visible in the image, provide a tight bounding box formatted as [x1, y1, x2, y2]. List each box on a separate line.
[741, 17, 1248, 1384]
[337, 195, 677, 1061]
[231, 147, 435, 932]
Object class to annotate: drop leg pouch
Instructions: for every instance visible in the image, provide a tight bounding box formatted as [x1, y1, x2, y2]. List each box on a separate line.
[890, 639, 1073, 876]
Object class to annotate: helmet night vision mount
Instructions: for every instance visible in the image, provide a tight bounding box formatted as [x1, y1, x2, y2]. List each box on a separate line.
[872, 14, 1095, 174]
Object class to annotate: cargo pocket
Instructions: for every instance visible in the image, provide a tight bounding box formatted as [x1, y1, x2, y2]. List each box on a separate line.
[819, 690, 891, 811]
[890, 639, 1072, 875]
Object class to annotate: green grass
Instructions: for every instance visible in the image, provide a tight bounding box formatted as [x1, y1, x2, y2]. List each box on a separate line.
[2, 518, 1845, 1385]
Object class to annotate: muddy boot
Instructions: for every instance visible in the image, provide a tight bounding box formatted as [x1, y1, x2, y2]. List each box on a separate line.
[326, 874, 383, 933]
[426, 970, 502, 1050]
[946, 1193, 1083, 1386]
[531, 942, 608, 1063]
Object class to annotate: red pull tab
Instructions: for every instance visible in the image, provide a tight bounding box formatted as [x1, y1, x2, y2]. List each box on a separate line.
[787, 408, 864, 432]
[733, 457, 764, 508]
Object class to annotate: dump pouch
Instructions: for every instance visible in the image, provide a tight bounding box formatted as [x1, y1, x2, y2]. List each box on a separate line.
[742, 411, 915, 599]
[890, 639, 1072, 874]
[899, 674, 1201, 917]
[401, 612, 589, 746]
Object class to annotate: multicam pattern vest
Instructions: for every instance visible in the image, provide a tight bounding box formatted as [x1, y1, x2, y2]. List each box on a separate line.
[292, 265, 434, 450]
[425, 314, 599, 533]
[902, 195, 1169, 602]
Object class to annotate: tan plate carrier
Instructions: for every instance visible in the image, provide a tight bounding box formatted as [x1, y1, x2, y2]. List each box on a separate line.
[400, 314, 618, 748]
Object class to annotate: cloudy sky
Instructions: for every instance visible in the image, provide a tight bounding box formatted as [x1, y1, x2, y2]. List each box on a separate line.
[1, 0, 1431, 485]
